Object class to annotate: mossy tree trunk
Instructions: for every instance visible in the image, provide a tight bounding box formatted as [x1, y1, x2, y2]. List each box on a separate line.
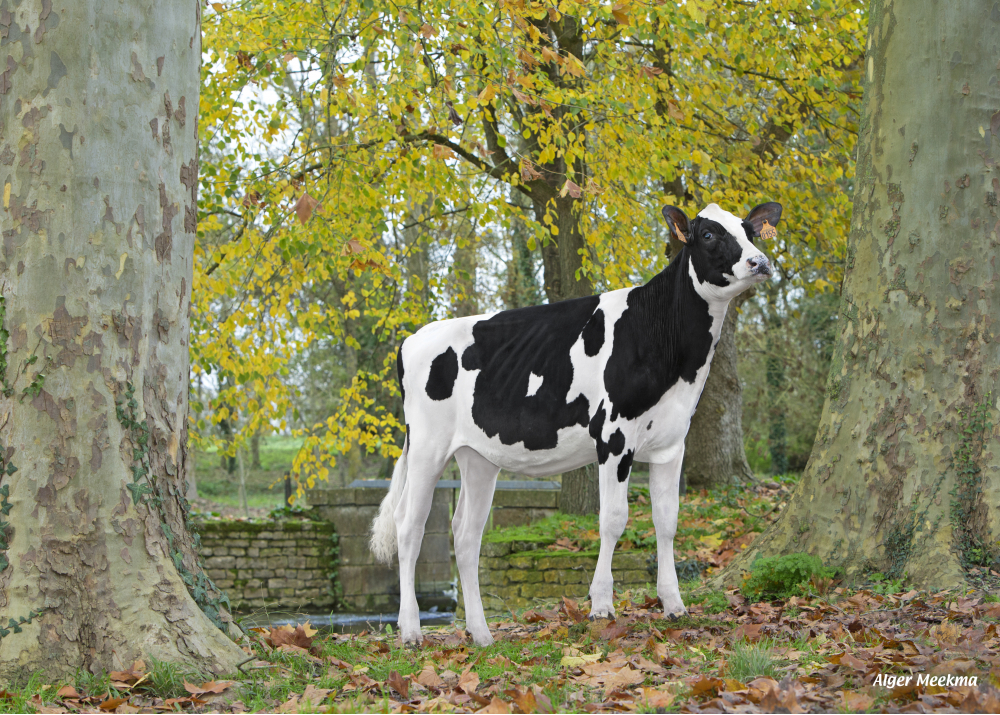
[682, 294, 756, 489]
[0, 0, 244, 678]
[713, 0, 1000, 589]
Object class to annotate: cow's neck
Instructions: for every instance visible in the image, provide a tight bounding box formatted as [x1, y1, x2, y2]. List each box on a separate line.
[637, 252, 732, 348]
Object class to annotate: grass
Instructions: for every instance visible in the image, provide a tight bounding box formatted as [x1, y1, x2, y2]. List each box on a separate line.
[146, 657, 209, 699]
[193, 436, 304, 511]
[483, 481, 792, 570]
[725, 638, 780, 682]
[685, 589, 729, 614]
[0, 672, 52, 714]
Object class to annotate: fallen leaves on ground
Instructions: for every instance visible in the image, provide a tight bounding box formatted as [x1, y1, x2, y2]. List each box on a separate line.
[256, 621, 320, 653]
[26, 580, 1000, 713]
[45, 677, 233, 713]
[300, 589, 1000, 713]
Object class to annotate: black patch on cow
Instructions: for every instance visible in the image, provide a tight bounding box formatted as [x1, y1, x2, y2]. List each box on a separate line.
[646, 420, 653, 430]
[589, 400, 626, 465]
[741, 220, 756, 244]
[462, 295, 600, 450]
[397, 348, 406, 403]
[685, 216, 745, 288]
[582, 308, 605, 356]
[617, 449, 634, 482]
[426, 347, 459, 400]
[604, 253, 715, 422]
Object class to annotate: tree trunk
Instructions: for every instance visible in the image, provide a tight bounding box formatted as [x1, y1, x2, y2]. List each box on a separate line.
[504, 191, 541, 309]
[712, 0, 1000, 590]
[683, 297, 755, 489]
[533, 192, 599, 512]
[560, 464, 600, 516]
[452, 230, 479, 318]
[0, 0, 244, 678]
[250, 431, 261, 469]
[765, 309, 789, 476]
[535, 193, 593, 304]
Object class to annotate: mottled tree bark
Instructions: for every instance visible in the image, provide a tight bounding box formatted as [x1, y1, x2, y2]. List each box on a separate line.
[683, 296, 755, 489]
[452, 231, 480, 318]
[713, 0, 1000, 589]
[250, 430, 261, 470]
[0, 0, 244, 677]
[560, 463, 600, 516]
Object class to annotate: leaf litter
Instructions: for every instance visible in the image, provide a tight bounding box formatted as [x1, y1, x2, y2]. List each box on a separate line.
[16, 487, 1000, 713]
[26, 587, 1000, 713]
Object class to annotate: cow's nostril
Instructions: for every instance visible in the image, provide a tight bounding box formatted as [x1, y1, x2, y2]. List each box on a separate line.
[748, 256, 771, 276]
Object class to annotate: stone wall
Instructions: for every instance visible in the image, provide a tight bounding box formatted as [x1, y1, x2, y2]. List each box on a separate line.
[193, 520, 336, 611]
[457, 542, 655, 618]
[193, 480, 568, 614]
[308, 485, 453, 612]
[490, 487, 558, 529]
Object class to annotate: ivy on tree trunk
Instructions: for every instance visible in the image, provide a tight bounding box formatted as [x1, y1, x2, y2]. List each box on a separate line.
[0, 0, 244, 678]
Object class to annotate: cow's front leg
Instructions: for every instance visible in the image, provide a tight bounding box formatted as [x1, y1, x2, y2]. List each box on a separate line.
[589, 458, 632, 619]
[649, 455, 687, 619]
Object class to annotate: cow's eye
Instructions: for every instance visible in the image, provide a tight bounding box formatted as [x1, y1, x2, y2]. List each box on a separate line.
[703, 231, 715, 240]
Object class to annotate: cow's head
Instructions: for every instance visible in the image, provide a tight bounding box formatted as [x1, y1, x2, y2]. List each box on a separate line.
[661, 202, 781, 298]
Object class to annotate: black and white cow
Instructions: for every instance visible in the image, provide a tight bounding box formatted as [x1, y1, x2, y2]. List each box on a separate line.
[371, 201, 782, 646]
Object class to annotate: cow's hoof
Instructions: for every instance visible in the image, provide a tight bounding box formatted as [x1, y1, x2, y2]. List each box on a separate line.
[400, 633, 424, 649]
[588, 613, 614, 622]
[664, 610, 687, 622]
[470, 632, 495, 647]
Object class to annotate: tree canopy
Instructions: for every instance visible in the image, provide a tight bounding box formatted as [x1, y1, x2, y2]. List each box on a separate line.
[193, 0, 865, 491]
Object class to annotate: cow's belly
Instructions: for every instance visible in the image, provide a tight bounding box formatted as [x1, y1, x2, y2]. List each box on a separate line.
[461, 422, 597, 477]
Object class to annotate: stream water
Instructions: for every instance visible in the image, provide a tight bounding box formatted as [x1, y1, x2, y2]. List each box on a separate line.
[237, 608, 455, 634]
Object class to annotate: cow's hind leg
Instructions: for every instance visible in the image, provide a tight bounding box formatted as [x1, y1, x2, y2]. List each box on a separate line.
[589, 457, 633, 619]
[452, 447, 501, 646]
[395, 446, 451, 645]
[649, 454, 687, 619]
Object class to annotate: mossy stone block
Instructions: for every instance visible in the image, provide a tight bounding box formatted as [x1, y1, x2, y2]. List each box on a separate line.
[507, 569, 542, 584]
[614, 552, 653, 571]
[507, 554, 535, 570]
[534, 555, 597, 570]
[615, 569, 652, 586]
[493, 490, 558, 508]
[481, 542, 512, 557]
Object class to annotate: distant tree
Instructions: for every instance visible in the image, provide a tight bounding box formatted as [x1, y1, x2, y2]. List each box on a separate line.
[195, 0, 863, 498]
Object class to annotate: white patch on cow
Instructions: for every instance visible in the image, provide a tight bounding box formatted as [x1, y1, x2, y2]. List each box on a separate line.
[526, 372, 543, 397]
[565, 287, 632, 409]
[697, 203, 768, 283]
[698, 202, 746, 239]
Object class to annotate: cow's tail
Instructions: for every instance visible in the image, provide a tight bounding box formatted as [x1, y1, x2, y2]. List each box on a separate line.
[370, 435, 408, 564]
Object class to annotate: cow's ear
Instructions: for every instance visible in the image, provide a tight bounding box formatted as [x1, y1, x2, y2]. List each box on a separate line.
[745, 202, 783, 237]
[661, 206, 690, 245]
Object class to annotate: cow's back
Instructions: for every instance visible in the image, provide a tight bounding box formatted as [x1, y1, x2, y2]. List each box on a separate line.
[399, 294, 627, 473]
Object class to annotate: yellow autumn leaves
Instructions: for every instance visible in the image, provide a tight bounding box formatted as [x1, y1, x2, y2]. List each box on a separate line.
[193, 0, 865, 494]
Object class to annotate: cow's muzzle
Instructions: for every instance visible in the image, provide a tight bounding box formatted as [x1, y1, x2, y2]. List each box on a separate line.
[747, 255, 772, 277]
